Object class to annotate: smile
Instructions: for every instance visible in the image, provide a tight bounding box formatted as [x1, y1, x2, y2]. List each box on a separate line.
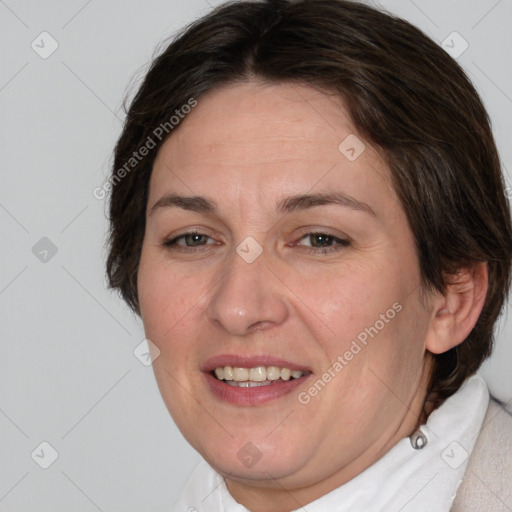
[203, 358, 312, 405]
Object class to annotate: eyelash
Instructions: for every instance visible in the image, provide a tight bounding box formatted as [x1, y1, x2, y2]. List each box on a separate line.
[162, 230, 350, 255]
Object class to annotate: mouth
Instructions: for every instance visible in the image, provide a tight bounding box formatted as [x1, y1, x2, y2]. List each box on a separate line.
[202, 356, 312, 406]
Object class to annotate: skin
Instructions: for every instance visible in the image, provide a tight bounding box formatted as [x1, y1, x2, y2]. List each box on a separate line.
[137, 81, 488, 511]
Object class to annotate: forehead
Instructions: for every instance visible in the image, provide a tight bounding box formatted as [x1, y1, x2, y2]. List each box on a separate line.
[159, 81, 355, 164]
[149, 80, 396, 214]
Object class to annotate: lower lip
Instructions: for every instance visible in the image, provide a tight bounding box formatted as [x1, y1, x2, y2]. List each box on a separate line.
[204, 372, 311, 406]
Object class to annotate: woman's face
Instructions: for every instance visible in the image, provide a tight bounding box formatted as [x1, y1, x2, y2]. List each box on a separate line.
[138, 81, 437, 497]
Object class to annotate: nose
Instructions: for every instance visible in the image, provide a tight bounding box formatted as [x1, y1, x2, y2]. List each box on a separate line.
[205, 245, 289, 336]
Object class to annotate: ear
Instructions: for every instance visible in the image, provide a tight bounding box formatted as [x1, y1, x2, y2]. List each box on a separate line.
[425, 262, 488, 355]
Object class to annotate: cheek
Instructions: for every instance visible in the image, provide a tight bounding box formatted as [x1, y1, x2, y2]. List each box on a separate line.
[305, 259, 424, 395]
[137, 255, 198, 373]
[308, 267, 392, 343]
[137, 254, 204, 411]
[138, 251, 201, 329]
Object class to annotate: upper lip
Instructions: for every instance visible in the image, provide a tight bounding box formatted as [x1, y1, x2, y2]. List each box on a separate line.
[201, 354, 312, 373]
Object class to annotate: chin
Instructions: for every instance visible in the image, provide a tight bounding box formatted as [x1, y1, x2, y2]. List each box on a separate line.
[191, 426, 313, 483]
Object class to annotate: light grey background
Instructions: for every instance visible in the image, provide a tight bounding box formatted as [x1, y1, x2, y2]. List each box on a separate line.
[1, 0, 511, 510]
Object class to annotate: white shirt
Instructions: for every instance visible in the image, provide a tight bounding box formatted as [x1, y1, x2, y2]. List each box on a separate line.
[171, 375, 489, 512]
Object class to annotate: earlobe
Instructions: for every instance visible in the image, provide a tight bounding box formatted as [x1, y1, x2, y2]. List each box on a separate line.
[425, 262, 488, 355]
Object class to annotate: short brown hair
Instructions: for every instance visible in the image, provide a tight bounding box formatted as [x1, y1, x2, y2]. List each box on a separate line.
[106, 0, 512, 404]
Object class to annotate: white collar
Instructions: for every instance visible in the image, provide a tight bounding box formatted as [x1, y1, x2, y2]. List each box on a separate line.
[172, 375, 489, 512]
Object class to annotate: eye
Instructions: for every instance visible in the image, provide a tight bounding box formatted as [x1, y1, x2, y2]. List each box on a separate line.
[163, 230, 216, 251]
[296, 232, 350, 255]
[162, 230, 349, 255]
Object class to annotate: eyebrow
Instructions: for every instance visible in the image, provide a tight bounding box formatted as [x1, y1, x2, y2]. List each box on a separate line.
[149, 191, 376, 217]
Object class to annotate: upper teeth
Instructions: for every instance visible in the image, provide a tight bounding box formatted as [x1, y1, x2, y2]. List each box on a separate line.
[214, 366, 304, 382]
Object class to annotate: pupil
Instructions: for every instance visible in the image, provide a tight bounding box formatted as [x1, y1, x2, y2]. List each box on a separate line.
[187, 234, 205, 245]
[312, 234, 331, 247]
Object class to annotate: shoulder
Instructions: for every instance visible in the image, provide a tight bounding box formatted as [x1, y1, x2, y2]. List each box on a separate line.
[451, 398, 512, 511]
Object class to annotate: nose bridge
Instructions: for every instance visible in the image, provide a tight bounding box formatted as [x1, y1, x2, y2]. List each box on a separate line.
[206, 243, 288, 335]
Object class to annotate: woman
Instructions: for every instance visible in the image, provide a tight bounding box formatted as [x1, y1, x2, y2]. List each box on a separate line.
[105, 1, 512, 510]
